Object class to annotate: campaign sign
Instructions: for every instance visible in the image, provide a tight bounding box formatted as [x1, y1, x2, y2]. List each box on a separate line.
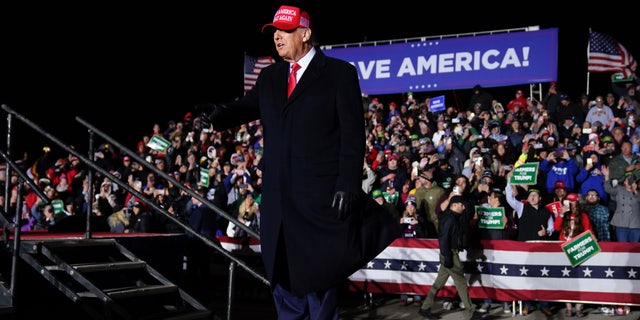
[509, 162, 539, 185]
[52, 199, 64, 214]
[545, 201, 563, 219]
[475, 206, 505, 229]
[200, 167, 210, 187]
[429, 95, 445, 113]
[561, 230, 601, 267]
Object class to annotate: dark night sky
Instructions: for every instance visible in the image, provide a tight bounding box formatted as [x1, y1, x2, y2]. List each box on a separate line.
[1, 2, 638, 160]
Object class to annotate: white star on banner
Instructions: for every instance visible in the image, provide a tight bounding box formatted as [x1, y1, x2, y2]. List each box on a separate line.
[519, 266, 529, 276]
[384, 260, 392, 269]
[628, 268, 637, 278]
[583, 267, 593, 277]
[605, 268, 615, 278]
[401, 262, 408, 270]
[562, 267, 572, 277]
[500, 265, 508, 275]
[418, 262, 427, 271]
[540, 267, 550, 276]
[367, 261, 375, 268]
[477, 264, 484, 272]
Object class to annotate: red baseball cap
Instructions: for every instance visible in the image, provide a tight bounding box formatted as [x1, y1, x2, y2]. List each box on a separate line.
[262, 5, 311, 32]
[566, 193, 579, 202]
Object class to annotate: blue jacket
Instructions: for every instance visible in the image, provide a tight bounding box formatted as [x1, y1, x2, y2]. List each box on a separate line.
[540, 157, 579, 194]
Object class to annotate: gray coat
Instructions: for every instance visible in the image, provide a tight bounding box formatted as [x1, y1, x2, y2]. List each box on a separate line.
[604, 181, 640, 229]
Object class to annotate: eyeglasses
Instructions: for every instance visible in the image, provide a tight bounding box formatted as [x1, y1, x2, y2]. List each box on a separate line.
[587, 194, 599, 198]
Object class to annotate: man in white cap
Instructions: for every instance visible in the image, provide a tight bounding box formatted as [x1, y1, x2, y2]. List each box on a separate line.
[198, 5, 399, 319]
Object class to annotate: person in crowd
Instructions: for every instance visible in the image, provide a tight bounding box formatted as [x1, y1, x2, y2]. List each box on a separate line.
[197, 5, 400, 318]
[468, 84, 493, 112]
[372, 188, 400, 222]
[540, 146, 579, 195]
[474, 189, 516, 314]
[582, 189, 611, 242]
[607, 140, 640, 183]
[398, 195, 425, 306]
[378, 153, 409, 194]
[542, 81, 562, 123]
[602, 167, 640, 242]
[414, 172, 444, 238]
[553, 192, 592, 317]
[576, 150, 608, 205]
[226, 193, 260, 241]
[128, 200, 152, 233]
[557, 94, 586, 127]
[504, 171, 554, 316]
[586, 95, 615, 130]
[418, 196, 484, 320]
[506, 89, 527, 113]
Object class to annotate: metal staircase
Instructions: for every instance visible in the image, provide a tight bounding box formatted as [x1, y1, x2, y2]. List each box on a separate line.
[17, 238, 211, 320]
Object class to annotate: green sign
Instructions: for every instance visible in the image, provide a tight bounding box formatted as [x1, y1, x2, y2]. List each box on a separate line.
[612, 72, 634, 83]
[509, 162, 539, 185]
[475, 206, 505, 229]
[52, 199, 64, 214]
[199, 167, 210, 187]
[561, 230, 600, 267]
[147, 135, 171, 153]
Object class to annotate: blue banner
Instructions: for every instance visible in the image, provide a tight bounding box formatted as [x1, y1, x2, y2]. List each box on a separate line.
[324, 28, 558, 95]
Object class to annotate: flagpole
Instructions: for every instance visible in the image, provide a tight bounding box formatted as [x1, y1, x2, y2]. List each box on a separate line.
[586, 28, 591, 96]
[243, 51, 247, 96]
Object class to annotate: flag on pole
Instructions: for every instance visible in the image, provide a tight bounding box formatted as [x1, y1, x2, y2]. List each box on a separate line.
[244, 54, 275, 94]
[588, 31, 637, 78]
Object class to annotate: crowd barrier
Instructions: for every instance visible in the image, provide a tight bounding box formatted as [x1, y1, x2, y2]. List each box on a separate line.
[217, 235, 262, 253]
[348, 238, 640, 305]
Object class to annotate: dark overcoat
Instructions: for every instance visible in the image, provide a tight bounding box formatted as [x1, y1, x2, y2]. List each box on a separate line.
[212, 49, 400, 295]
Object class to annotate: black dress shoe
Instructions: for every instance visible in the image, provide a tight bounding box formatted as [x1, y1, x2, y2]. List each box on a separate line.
[418, 308, 440, 320]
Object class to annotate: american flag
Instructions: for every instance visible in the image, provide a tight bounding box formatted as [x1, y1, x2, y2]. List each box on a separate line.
[349, 238, 640, 304]
[244, 54, 275, 94]
[588, 31, 637, 78]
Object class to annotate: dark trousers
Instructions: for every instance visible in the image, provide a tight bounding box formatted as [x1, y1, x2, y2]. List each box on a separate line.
[272, 284, 338, 320]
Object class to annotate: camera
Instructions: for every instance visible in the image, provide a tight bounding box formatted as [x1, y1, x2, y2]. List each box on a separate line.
[453, 186, 461, 195]
[403, 217, 414, 224]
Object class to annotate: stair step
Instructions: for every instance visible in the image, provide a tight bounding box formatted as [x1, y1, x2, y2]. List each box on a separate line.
[79, 284, 178, 299]
[44, 260, 147, 272]
[39, 239, 118, 249]
[155, 310, 213, 320]
[73, 261, 146, 272]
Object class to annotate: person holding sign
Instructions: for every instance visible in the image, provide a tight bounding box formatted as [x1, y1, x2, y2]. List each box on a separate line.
[504, 171, 554, 316]
[473, 189, 516, 314]
[553, 192, 593, 317]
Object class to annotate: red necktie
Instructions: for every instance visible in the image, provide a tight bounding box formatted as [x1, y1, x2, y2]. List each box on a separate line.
[287, 62, 301, 98]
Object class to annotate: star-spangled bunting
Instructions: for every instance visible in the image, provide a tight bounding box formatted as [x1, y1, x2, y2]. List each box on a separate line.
[364, 258, 637, 280]
[588, 31, 637, 78]
[349, 239, 640, 305]
[244, 54, 275, 94]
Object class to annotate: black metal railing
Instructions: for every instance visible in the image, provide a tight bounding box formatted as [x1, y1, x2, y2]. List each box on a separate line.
[1, 104, 268, 320]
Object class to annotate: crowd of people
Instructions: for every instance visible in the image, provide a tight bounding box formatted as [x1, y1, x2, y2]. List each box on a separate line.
[2, 75, 640, 317]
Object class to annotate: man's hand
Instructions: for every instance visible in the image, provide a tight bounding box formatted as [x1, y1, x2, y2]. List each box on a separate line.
[444, 255, 454, 268]
[195, 103, 225, 128]
[332, 191, 355, 220]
